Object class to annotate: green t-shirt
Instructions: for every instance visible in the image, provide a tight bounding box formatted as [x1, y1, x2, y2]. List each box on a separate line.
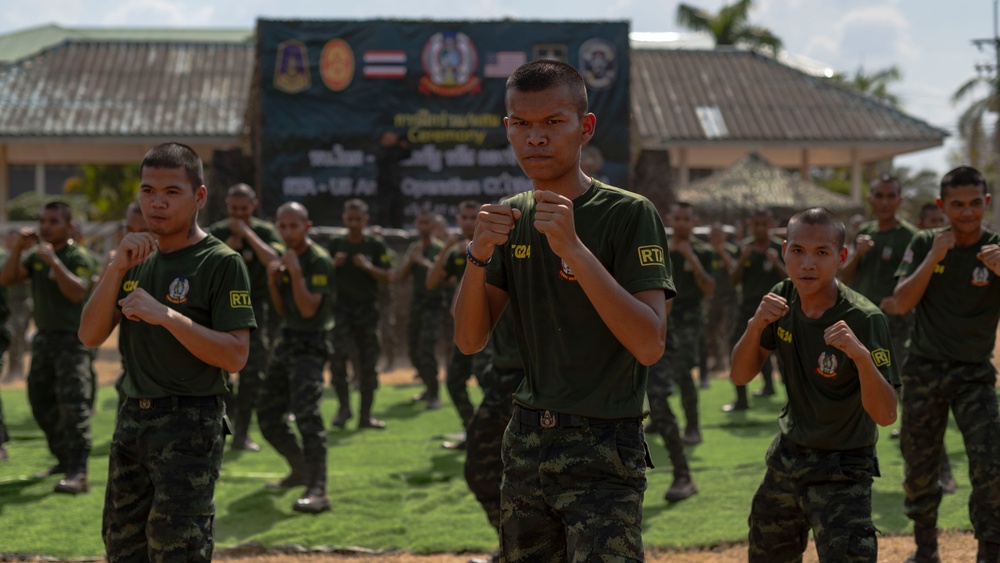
[711, 241, 739, 299]
[737, 237, 785, 312]
[667, 236, 717, 315]
[275, 242, 335, 332]
[490, 305, 522, 370]
[760, 280, 901, 450]
[443, 244, 468, 282]
[118, 235, 257, 398]
[408, 239, 445, 303]
[485, 180, 674, 419]
[209, 217, 285, 300]
[0, 248, 9, 320]
[327, 234, 392, 304]
[849, 219, 918, 304]
[23, 242, 98, 333]
[895, 228, 1000, 362]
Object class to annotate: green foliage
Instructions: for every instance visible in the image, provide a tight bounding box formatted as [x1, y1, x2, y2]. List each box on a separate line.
[0, 381, 977, 557]
[831, 65, 904, 109]
[64, 164, 141, 222]
[676, 0, 782, 53]
[6, 192, 90, 222]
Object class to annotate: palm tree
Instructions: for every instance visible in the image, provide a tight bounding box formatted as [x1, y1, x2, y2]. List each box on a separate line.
[832, 65, 903, 109]
[951, 72, 999, 170]
[675, 0, 782, 53]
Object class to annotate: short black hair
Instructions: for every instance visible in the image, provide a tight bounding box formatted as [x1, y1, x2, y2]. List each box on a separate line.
[140, 142, 204, 190]
[940, 166, 987, 198]
[344, 199, 369, 214]
[750, 207, 774, 219]
[671, 201, 695, 212]
[227, 183, 257, 199]
[505, 60, 588, 116]
[870, 174, 901, 195]
[786, 207, 846, 248]
[457, 200, 481, 211]
[43, 201, 73, 223]
[918, 202, 940, 220]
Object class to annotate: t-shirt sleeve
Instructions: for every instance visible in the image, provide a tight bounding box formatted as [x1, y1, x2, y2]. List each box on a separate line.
[67, 249, 98, 286]
[759, 321, 777, 350]
[484, 240, 508, 291]
[865, 312, 902, 387]
[21, 250, 36, 274]
[262, 224, 286, 254]
[308, 252, 335, 296]
[895, 232, 930, 278]
[614, 199, 674, 298]
[372, 239, 393, 268]
[210, 254, 258, 333]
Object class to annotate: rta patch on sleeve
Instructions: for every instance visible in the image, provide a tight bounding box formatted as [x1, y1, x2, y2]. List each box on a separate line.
[871, 348, 891, 367]
[229, 290, 252, 308]
[637, 245, 664, 266]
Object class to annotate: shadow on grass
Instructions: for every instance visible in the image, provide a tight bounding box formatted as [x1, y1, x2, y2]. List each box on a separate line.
[393, 452, 464, 487]
[379, 398, 429, 424]
[0, 478, 51, 512]
[216, 488, 297, 541]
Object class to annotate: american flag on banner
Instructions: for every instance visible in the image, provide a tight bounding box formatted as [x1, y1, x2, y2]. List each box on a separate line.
[363, 50, 407, 79]
[483, 51, 526, 78]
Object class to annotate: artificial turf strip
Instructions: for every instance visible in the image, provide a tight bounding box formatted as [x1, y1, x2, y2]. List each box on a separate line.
[0, 380, 978, 558]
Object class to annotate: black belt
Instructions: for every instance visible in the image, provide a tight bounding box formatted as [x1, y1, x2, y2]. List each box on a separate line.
[515, 405, 640, 429]
[126, 395, 222, 410]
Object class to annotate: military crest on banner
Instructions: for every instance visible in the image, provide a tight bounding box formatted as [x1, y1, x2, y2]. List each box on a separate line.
[579, 38, 616, 90]
[419, 31, 481, 96]
[274, 40, 311, 94]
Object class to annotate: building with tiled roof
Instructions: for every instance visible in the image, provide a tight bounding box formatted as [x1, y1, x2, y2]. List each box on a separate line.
[630, 46, 947, 201]
[0, 25, 253, 219]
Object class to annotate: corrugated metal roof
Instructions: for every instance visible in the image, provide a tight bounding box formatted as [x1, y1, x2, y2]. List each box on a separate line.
[0, 40, 253, 138]
[632, 48, 947, 146]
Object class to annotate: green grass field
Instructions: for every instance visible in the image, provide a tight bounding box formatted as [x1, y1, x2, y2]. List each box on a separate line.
[0, 378, 977, 559]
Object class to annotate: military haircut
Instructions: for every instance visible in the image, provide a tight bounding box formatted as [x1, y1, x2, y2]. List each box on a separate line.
[787, 207, 845, 248]
[940, 165, 987, 198]
[505, 60, 588, 117]
[918, 202, 939, 221]
[43, 200, 73, 224]
[276, 201, 309, 221]
[458, 199, 481, 211]
[227, 183, 257, 200]
[344, 198, 369, 214]
[140, 142, 204, 190]
[870, 173, 901, 195]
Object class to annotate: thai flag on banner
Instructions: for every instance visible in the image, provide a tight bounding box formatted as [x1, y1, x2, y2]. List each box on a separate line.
[483, 51, 526, 78]
[363, 51, 407, 78]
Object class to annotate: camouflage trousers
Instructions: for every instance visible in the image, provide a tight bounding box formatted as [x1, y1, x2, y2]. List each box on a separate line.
[103, 394, 226, 562]
[646, 352, 689, 478]
[665, 311, 700, 431]
[900, 356, 1000, 542]
[330, 301, 381, 395]
[447, 347, 476, 428]
[27, 331, 93, 474]
[0, 321, 10, 446]
[408, 298, 443, 399]
[500, 408, 648, 562]
[749, 433, 878, 563]
[258, 330, 329, 488]
[226, 299, 271, 443]
[465, 365, 524, 531]
[704, 290, 737, 372]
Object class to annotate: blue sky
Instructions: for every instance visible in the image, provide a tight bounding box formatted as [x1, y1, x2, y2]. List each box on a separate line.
[3, 0, 994, 176]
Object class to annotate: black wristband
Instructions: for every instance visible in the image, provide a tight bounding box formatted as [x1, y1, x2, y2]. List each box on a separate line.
[466, 241, 492, 267]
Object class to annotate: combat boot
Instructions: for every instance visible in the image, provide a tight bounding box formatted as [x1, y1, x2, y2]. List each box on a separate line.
[292, 485, 331, 513]
[904, 524, 941, 563]
[54, 473, 88, 495]
[664, 473, 698, 502]
[357, 390, 386, 430]
[977, 540, 1000, 563]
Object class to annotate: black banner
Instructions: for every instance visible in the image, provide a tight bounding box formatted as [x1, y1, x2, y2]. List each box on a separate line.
[257, 19, 630, 226]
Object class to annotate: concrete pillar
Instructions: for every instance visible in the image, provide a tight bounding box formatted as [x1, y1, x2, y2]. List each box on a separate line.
[677, 147, 690, 187]
[850, 148, 862, 204]
[800, 148, 810, 180]
[0, 144, 8, 222]
[34, 163, 46, 196]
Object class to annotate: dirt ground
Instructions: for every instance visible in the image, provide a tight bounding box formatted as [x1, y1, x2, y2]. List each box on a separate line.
[214, 530, 978, 562]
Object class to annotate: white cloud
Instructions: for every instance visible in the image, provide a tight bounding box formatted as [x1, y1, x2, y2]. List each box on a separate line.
[802, 4, 918, 66]
[102, 0, 215, 27]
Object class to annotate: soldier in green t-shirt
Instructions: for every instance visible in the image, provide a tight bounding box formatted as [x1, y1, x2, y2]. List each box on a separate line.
[397, 210, 446, 412]
[0, 248, 11, 462]
[1, 201, 99, 494]
[703, 223, 739, 380]
[725, 208, 788, 412]
[258, 202, 334, 513]
[208, 183, 284, 452]
[426, 200, 480, 441]
[327, 199, 394, 430]
[732, 207, 900, 563]
[80, 143, 255, 562]
[888, 167, 1000, 563]
[454, 60, 673, 561]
